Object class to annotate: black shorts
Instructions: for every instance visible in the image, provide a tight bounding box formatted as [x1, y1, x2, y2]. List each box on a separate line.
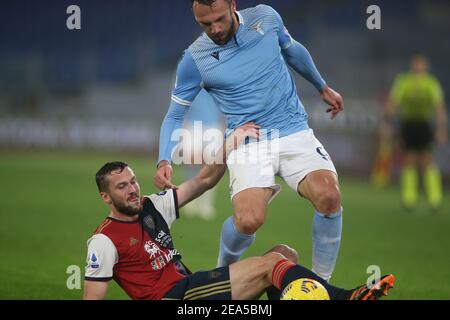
[163, 266, 232, 300]
[400, 121, 433, 151]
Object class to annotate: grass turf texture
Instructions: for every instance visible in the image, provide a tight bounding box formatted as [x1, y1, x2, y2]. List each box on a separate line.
[1, 150, 449, 299]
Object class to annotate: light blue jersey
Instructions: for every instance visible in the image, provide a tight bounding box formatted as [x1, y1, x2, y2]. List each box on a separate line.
[159, 4, 326, 163]
[186, 89, 222, 128]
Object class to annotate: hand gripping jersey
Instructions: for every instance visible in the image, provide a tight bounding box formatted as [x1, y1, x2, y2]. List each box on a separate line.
[85, 189, 189, 300]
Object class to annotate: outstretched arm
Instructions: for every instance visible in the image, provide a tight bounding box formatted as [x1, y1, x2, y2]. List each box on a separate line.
[282, 40, 326, 93]
[282, 40, 344, 119]
[270, 6, 344, 119]
[155, 52, 203, 189]
[155, 102, 189, 190]
[176, 163, 227, 208]
[176, 123, 261, 208]
[271, 5, 325, 91]
[83, 281, 109, 300]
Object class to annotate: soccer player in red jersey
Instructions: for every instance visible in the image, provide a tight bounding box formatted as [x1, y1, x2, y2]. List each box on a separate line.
[84, 124, 394, 300]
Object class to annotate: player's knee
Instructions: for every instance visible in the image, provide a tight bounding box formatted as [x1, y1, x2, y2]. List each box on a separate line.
[266, 244, 299, 264]
[234, 211, 265, 234]
[315, 187, 341, 214]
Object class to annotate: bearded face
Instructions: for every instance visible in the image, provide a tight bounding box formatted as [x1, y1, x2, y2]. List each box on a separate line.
[193, 0, 238, 45]
[101, 167, 143, 217]
[110, 191, 143, 216]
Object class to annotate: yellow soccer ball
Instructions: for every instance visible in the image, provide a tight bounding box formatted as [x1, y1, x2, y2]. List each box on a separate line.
[280, 278, 330, 300]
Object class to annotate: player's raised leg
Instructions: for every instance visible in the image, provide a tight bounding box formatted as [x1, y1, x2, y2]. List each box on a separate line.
[217, 187, 274, 267]
[277, 129, 342, 282]
[298, 170, 343, 282]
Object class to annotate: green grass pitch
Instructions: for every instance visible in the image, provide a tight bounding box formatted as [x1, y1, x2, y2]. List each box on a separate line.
[1, 150, 449, 299]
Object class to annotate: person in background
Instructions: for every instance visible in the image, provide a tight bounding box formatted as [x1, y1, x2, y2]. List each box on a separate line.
[383, 54, 448, 210]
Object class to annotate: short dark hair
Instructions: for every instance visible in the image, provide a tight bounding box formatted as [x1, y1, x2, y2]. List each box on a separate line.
[191, 0, 232, 7]
[95, 161, 129, 192]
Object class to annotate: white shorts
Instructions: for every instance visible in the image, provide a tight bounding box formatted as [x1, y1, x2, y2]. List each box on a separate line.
[226, 129, 337, 200]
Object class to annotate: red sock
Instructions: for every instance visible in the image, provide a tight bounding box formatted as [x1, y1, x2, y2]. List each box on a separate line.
[271, 259, 350, 300]
[271, 259, 296, 290]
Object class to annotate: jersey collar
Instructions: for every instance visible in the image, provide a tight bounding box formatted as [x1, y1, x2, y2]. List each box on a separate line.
[107, 216, 140, 224]
[234, 11, 245, 46]
[236, 11, 244, 25]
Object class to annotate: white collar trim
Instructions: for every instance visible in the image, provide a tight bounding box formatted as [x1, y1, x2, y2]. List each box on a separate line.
[236, 11, 244, 25]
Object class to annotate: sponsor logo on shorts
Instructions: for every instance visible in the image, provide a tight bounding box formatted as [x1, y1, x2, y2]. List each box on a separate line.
[316, 147, 330, 161]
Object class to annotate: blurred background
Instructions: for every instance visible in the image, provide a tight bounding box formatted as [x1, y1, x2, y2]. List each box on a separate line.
[0, 0, 449, 299]
[1, 0, 449, 175]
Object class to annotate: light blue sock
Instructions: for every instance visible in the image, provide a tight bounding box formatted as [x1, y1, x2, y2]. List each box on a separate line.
[216, 216, 255, 267]
[312, 208, 343, 282]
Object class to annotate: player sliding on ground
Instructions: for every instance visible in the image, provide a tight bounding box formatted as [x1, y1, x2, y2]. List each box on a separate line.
[84, 124, 395, 300]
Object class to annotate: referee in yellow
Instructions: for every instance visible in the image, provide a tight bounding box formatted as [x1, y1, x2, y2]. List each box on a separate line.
[384, 54, 448, 210]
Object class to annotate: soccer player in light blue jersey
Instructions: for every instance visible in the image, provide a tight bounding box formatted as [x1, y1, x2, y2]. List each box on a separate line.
[154, 0, 345, 282]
